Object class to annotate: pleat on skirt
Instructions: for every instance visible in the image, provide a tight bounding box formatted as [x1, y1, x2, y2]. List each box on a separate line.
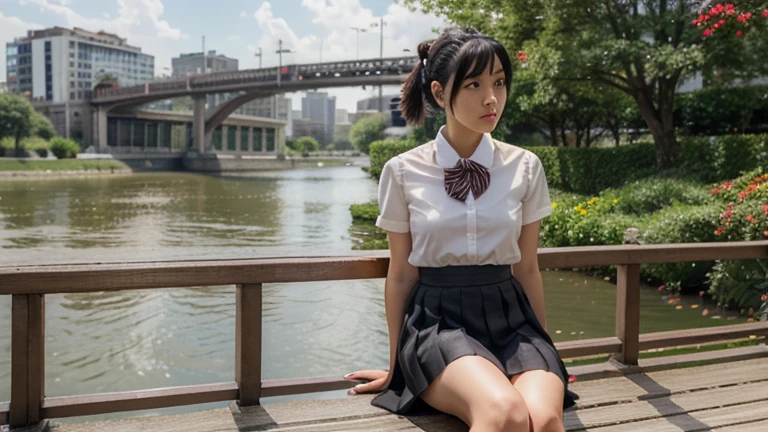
[371, 264, 579, 415]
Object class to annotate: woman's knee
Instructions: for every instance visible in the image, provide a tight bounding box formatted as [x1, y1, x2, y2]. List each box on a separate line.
[474, 392, 530, 431]
[528, 406, 563, 432]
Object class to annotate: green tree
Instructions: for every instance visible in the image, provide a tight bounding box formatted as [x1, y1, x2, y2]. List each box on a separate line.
[349, 114, 387, 154]
[0, 94, 35, 157]
[405, 0, 768, 168]
[296, 136, 321, 154]
[31, 111, 57, 140]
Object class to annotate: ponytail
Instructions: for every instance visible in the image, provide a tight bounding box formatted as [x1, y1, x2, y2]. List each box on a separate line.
[400, 41, 432, 125]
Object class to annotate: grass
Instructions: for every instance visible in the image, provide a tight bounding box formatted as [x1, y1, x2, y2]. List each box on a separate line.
[0, 158, 130, 172]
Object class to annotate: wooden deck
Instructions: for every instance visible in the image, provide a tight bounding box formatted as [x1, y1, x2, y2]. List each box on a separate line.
[47, 352, 768, 432]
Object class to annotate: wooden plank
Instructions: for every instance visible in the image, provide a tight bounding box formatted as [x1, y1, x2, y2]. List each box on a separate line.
[614, 265, 640, 365]
[262, 376, 361, 398]
[1, 241, 766, 295]
[50, 407, 238, 432]
[570, 357, 768, 408]
[27, 294, 45, 424]
[236, 284, 262, 406]
[565, 380, 768, 430]
[10, 295, 30, 428]
[712, 419, 768, 431]
[42, 382, 238, 419]
[556, 337, 622, 358]
[583, 400, 768, 432]
[639, 322, 768, 350]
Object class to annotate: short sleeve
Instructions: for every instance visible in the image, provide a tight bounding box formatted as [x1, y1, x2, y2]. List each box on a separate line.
[521, 152, 553, 225]
[375, 157, 410, 233]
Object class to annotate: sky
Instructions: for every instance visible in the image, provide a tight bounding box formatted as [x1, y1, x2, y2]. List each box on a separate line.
[0, 0, 448, 112]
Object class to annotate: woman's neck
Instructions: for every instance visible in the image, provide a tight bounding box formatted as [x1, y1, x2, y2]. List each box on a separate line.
[442, 119, 484, 159]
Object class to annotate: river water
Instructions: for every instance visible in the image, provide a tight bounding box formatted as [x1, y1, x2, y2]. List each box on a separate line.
[0, 167, 731, 422]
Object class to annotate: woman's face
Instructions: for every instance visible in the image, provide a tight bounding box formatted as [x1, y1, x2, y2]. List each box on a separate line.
[433, 55, 507, 134]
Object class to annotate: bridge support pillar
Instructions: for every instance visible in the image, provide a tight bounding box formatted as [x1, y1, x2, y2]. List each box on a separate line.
[96, 106, 108, 152]
[193, 95, 206, 153]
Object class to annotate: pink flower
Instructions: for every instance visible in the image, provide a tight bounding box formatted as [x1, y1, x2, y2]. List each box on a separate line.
[703, 28, 714, 37]
[763, 10, 768, 18]
[737, 30, 743, 37]
[658, 285, 666, 292]
[715, 227, 725, 236]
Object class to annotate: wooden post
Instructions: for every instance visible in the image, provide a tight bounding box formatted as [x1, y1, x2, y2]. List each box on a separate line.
[235, 284, 262, 406]
[11, 294, 46, 429]
[614, 264, 641, 365]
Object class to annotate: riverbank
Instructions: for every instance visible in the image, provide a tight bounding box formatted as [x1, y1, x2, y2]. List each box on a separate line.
[0, 158, 132, 177]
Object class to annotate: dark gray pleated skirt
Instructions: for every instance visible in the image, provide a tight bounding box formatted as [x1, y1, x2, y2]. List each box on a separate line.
[371, 265, 579, 415]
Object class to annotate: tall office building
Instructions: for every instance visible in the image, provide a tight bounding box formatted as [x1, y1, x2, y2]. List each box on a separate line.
[301, 91, 336, 145]
[5, 27, 154, 102]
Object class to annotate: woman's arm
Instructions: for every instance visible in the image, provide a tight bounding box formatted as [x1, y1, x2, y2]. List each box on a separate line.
[512, 220, 548, 331]
[383, 231, 420, 374]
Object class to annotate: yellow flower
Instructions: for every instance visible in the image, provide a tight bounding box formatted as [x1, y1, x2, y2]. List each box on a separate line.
[612, 199, 619, 205]
[588, 197, 598, 205]
[552, 202, 558, 209]
[580, 209, 587, 216]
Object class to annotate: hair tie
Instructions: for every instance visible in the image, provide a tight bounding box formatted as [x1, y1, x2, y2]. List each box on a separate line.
[420, 67, 427, 85]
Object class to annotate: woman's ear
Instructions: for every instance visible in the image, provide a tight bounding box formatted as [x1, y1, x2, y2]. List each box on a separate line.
[430, 81, 445, 109]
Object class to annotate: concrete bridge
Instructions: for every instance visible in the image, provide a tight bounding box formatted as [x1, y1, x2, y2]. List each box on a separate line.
[89, 56, 417, 153]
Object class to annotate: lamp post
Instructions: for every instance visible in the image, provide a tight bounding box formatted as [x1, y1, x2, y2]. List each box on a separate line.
[349, 26, 367, 60]
[275, 39, 294, 87]
[370, 17, 387, 112]
[254, 47, 262, 69]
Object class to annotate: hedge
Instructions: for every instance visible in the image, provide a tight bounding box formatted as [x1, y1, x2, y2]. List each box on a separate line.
[368, 134, 768, 194]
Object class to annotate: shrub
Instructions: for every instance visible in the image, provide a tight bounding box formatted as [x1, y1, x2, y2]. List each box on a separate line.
[367, 138, 418, 181]
[349, 114, 387, 154]
[639, 204, 722, 289]
[31, 111, 57, 140]
[50, 137, 81, 159]
[605, 178, 711, 215]
[350, 200, 380, 223]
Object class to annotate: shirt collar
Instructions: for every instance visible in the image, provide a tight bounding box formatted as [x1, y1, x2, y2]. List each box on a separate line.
[435, 125, 495, 169]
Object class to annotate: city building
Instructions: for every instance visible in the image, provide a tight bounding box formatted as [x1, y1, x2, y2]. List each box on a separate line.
[335, 109, 350, 125]
[171, 51, 238, 77]
[356, 93, 400, 112]
[301, 91, 336, 145]
[292, 118, 326, 145]
[237, 96, 293, 137]
[5, 26, 154, 102]
[0, 82, 7, 93]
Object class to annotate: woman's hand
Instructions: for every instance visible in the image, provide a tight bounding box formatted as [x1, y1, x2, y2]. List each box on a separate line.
[343, 369, 390, 396]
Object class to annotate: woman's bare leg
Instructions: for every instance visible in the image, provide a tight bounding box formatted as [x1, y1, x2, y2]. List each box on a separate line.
[510, 370, 565, 432]
[420, 355, 530, 431]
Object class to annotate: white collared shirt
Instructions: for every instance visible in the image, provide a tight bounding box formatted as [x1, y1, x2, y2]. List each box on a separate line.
[375, 126, 553, 267]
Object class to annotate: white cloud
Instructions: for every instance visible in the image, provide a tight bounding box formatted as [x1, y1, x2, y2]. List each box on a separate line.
[246, 0, 447, 111]
[229, 35, 241, 41]
[19, 0, 188, 75]
[0, 11, 42, 82]
[240, 10, 247, 18]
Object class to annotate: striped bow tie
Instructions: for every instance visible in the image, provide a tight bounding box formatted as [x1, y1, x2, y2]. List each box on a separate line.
[444, 158, 491, 202]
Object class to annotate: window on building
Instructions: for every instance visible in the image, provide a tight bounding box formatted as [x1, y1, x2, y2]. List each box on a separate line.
[253, 128, 263, 151]
[227, 127, 237, 151]
[240, 127, 249, 151]
[266, 129, 276, 152]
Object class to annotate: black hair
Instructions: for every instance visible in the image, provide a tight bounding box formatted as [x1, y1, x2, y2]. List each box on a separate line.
[400, 27, 513, 125]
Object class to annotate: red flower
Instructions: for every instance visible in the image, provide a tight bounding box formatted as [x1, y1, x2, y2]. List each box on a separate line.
[761, 294, 768, 302]
[763, 10, 768, 18]
[737, 30, 743, 37]
[763, 204, 768, 214]
[747, 214, 756, 223]
[712, 187, 719, 195]
[699, 290, 706, 297]
[658, 285, 666, 291]
[739, 191, 748, 199]
[723, 181, 733, 189]
[738, 13, 750, 22]
[516, 51, 528, 62]
[703, 28, 714, 37]
[718, 19, 726, 26]
[715, 227, 725, 236]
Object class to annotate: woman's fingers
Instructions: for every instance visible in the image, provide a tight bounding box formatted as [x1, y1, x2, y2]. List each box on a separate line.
[348, 377, 385, 395]
[344, 369, 386, 381]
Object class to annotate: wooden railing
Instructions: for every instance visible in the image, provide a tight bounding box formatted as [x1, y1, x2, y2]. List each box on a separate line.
[1, 241, 768, 429]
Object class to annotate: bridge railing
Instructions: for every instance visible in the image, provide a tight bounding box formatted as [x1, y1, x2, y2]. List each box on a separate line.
[93, 56, 418, 100]
[2, 241, 767, 428]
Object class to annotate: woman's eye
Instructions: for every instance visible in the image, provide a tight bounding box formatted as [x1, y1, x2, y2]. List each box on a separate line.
[466, 82, 479, 89]
[495, 79, 505, 86]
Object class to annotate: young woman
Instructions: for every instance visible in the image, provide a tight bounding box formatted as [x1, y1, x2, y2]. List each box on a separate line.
[344, 27, 578, 432]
